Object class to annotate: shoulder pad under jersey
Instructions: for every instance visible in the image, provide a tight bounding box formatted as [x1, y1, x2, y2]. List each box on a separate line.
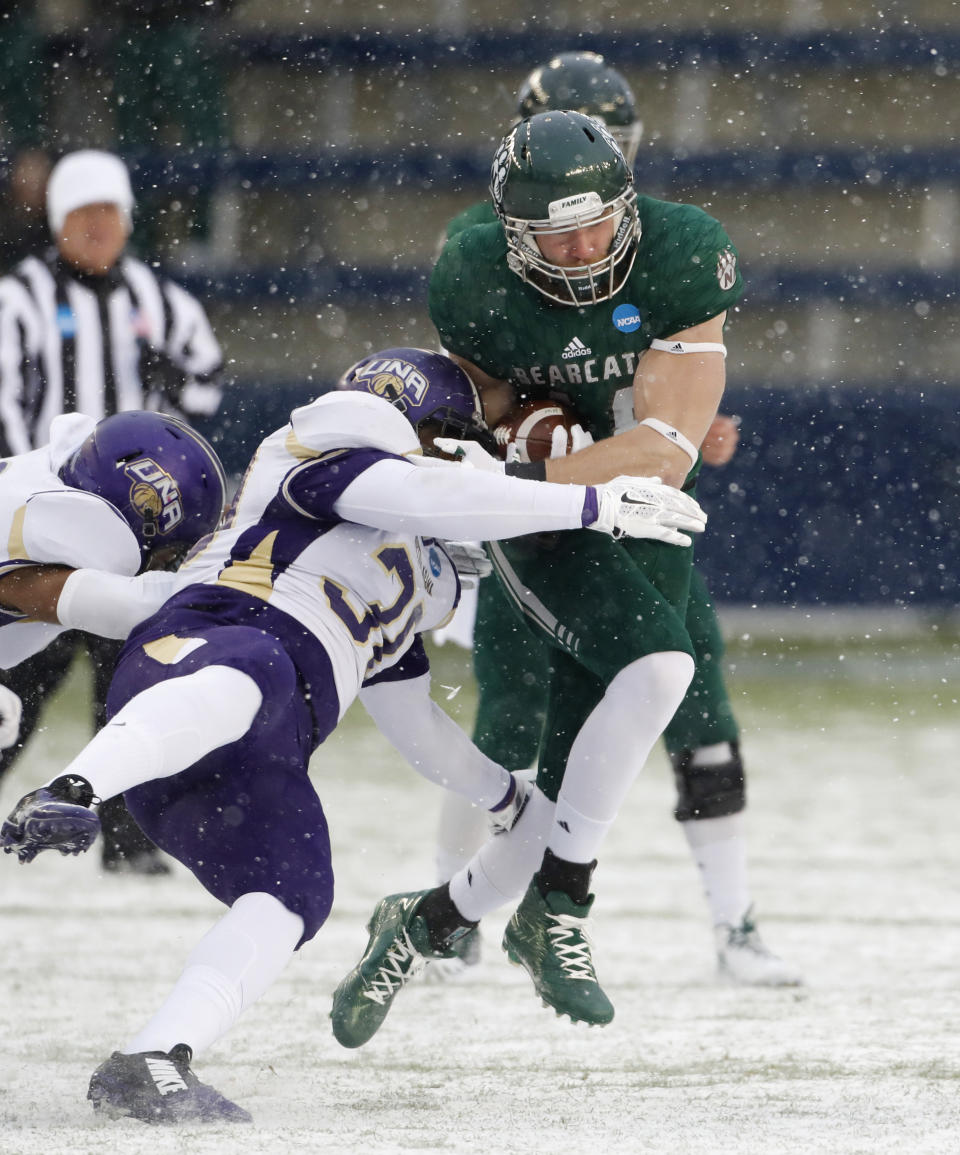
[288, 391, 420, 458]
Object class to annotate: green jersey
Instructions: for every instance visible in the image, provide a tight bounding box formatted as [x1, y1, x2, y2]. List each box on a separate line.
[430, 195, 743, 438]
[445, 200, 496, 239]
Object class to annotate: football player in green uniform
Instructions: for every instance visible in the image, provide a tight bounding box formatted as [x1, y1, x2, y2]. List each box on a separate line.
[431, 53, 799, 989]
[331, 107, 795, 1045]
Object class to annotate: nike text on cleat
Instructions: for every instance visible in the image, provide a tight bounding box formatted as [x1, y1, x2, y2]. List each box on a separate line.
[330, 890, 454, 1048]
[0, 775, 100, 864]
[87, 1044, 251, 1125]
[715, 907, 804, 987]
[501, 878, 614, 1026]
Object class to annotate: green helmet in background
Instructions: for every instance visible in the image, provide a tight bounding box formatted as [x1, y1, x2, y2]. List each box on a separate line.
[516, 51, 643, 168]
[489, 110, 639, 307]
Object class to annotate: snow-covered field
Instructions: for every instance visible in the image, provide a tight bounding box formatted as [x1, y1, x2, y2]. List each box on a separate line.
[1, 619, 959, 1155]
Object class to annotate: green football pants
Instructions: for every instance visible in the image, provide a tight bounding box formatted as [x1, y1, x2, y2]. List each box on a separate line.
[473, 541, 739, 800]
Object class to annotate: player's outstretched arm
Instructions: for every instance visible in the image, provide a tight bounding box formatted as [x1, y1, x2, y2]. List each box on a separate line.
[0, 565, 180, 639]
[336, 456, 705, 546]
[359, 673, 518, 811]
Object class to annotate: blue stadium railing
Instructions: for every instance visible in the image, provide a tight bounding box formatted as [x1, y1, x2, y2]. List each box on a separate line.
[41, 27, 960, 70]
[180, 264, 960, 308]
[122, 146, 960, 193]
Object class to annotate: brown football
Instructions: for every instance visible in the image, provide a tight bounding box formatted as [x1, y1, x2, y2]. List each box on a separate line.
[493, 399, 579, 463]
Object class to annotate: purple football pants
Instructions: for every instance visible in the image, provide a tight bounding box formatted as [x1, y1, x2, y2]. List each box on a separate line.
[107, 609, 341, 945]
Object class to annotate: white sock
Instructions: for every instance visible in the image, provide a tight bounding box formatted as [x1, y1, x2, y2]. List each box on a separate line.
[54, 666, 262, 801]
[124, 892, 304, 1058]
[549, 651, 694, 863]
[435, 791, 489, 884]
[681, 811, 750, 927]
[448, 786, 555, 921]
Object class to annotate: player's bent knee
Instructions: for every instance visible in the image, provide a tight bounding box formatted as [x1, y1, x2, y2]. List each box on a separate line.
[671, 742, 746, 822]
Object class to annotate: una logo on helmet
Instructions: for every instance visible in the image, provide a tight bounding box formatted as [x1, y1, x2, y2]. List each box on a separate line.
[125, 458, 183, 535]
[354, 359, 429, 406]
[612, 303, 642, 332]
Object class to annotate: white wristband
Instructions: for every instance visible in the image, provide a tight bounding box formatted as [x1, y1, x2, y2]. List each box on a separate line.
[639, 418, 700, 468]
[649, 339, 727, 357]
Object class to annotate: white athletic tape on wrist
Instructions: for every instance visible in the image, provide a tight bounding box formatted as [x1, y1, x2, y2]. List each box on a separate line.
[649, 339, 727, 357]
[639, 418, 700, 468]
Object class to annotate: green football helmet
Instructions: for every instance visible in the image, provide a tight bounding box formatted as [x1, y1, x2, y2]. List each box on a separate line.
[517, 51, 643, 168]
[489, 110, 639, 307]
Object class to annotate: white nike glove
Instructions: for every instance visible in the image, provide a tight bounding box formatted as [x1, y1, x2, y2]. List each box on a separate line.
[440, 541, 492, 588]
[433, 437, 506, 473]
[588, 475, 707, 546]
[550, 422, 594, 458]
[0, 684, 23, 749]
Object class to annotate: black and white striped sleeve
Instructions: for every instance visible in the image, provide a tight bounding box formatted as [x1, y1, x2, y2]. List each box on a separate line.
[0, 272, 42, 456]
[159, 278, 224, 418]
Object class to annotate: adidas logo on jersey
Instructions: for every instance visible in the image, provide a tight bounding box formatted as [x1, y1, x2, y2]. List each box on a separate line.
[561, 337, 592, 360]
[145, 1056, 188, 1097]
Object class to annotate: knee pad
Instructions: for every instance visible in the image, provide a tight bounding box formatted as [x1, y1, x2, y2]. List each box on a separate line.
[671, 742, 746, 822]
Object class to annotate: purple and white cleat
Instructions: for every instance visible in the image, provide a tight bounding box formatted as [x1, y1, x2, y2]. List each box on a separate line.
[0, 774, 100, 864]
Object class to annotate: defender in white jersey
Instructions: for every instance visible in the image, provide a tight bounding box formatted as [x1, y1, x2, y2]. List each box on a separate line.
[0, 348, 706, 1125]
[0, 409, 226, 717]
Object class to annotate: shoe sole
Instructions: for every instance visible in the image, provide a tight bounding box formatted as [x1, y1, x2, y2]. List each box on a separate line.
[9, 813, 99, 861]
[502, 935, 614, 1027]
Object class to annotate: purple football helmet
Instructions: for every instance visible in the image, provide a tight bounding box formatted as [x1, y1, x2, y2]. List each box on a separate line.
[336, 347, 495, 454]
[59, 412, 227, 569]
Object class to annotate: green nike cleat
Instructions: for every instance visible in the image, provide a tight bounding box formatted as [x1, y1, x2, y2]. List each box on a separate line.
[331, 890, 454, 1048]
[502, 878, 614, 1026]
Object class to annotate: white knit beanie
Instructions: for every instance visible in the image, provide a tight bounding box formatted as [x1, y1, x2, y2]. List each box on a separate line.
[46, 150, 135, 235]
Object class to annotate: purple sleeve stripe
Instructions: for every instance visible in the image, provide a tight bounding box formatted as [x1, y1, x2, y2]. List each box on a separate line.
[581, 487, 600, 528]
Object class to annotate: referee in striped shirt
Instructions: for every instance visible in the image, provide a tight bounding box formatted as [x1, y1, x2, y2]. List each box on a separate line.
[0, 149, 225, 874]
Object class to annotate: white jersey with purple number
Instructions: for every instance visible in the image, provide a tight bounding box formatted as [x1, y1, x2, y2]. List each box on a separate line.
[0, 413, 142, 667]
[175, 392, 462, 714]
[171, 390, 591, 717]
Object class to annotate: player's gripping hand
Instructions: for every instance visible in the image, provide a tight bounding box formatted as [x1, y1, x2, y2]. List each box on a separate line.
[0, 684, 23, 749]
[440, 541, 492, 588]
[550, 422, 594, 458]
[433, 436, 506, 473]
[588, 476, 707, 545]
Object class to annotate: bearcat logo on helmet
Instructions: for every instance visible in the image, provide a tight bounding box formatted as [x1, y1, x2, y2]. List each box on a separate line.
[489, 127, 517, 218]
[590, 117, 623, 158]
[351, 356, 430, 411]
[124, 457, 184, 536]
[717, 248, 737, 292]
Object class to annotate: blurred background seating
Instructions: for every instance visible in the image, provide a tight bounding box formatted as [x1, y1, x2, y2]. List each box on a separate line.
[2, 0, 958, 606]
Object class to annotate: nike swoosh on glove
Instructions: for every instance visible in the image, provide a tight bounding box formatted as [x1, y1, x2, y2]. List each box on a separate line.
[588, 475, 707, 545]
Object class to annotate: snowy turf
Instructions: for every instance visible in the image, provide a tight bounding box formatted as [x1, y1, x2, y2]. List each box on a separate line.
[1, 624, 959, 1154]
